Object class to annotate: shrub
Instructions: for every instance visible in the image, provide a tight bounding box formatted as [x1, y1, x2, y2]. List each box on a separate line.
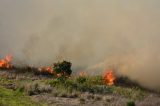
[53, 60, 72, 76]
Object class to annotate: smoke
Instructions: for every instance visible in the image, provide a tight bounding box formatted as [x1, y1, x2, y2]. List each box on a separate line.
[0, 0, 160, 89]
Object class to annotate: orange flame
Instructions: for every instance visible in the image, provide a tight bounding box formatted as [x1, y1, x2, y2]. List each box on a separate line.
[38, 66, 54, 74]
[38, 67, 69, 77]
[79, 71, 87, 77]
[0, 55, 13, 69]
[103, 69, 116, 86]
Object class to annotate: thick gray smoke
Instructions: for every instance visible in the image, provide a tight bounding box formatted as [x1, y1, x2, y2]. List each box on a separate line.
[0, 0, 160, 89]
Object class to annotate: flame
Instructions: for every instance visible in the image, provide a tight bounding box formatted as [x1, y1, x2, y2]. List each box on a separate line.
[103, 69, 116, 86]
[45, 67, 53, 73]
[79, 71, 87, 77]
[38, 66, 54, 74]
[0, 55, 13, 69]
[38, 67, 70, 77]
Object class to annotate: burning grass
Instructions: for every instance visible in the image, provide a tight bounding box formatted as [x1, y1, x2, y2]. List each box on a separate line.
[103, 69, 116, 86]
[0, 63, 149, 100]
[0, 55, 13, 69]
[0, 55, 158, 105]
[0, 59, 72, 80]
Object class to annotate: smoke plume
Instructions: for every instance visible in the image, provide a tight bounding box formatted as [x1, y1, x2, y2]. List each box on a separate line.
[0, 0, 160, 89]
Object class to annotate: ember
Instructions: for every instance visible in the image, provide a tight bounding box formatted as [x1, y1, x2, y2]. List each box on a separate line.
[0, 55, 13, 69]
[103, 69, 116, 86]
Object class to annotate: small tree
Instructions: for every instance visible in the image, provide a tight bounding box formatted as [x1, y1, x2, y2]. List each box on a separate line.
[53, 60, 72, 76]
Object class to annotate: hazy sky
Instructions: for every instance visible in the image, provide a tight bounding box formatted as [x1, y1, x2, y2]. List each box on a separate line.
[0, 0, 160, 60]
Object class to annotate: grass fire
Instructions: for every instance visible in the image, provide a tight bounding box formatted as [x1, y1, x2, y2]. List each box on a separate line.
[0, 55, 160, 106]
[1, 1, 160, 106]
[103, 70, 116, 86]
[0, 55, 13, 69]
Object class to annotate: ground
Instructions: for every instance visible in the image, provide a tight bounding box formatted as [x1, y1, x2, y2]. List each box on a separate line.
[0, 68, 160, 106]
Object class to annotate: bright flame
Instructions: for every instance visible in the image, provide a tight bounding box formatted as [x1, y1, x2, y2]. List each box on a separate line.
[103, 69, 116, 86]
[0, 55, 13, 69]
[38, 66, 70, 77]
[38, 66, 54, 74]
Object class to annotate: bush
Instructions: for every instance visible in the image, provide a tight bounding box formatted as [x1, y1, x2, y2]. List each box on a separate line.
[53, 60, 72, 76]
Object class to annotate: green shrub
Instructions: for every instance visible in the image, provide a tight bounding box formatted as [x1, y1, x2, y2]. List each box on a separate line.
[53, 60, 72, 76]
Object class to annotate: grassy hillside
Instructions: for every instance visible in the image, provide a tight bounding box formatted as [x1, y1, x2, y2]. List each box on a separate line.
[0, 69, 159, 106]
[0, 86, 44, 106]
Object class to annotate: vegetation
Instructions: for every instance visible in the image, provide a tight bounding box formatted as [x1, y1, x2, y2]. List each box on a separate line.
[53, 60, 72, 76]
[0, 86, 43, 106]
[127, 101, 135, 106]
[47, 76, 147, 100]
[0, 64, 153, 106]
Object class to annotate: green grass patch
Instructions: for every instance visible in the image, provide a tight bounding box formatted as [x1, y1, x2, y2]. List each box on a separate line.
[0, 86, 44, 106]
[0, 77, 14, 85]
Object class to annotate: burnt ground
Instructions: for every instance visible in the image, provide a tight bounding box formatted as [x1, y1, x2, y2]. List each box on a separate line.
[0, 68, 160, 106]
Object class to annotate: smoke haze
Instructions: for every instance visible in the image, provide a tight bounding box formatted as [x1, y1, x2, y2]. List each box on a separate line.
[0, 0, 160, 89]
